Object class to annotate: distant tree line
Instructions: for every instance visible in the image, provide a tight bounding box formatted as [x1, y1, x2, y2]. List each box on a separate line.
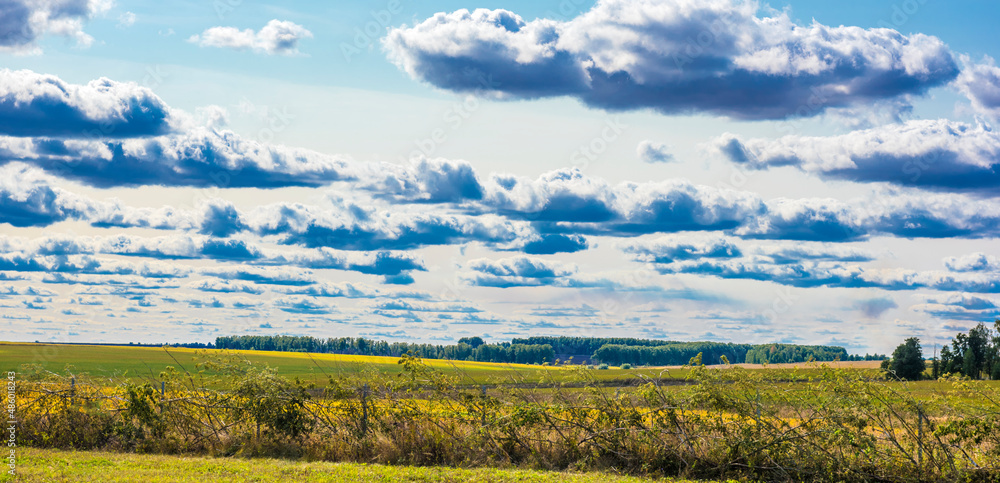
[593, 342, 751, 366]
[594, 342, 867, 366]
[511, 336, 687, 359]
[215, 335, 554, 365]
[743, 344, 855, 364]
[215, 335, 869, 366]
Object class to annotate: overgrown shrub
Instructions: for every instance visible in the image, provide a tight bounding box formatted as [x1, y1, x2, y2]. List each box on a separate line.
[12, 351, 1000, 482]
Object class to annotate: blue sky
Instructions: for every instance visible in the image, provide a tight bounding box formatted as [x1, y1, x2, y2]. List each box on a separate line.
[2, 0, 1000, 354]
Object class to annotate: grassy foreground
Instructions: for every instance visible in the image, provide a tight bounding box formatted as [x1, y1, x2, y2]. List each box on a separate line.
[1, 448, 680, 483]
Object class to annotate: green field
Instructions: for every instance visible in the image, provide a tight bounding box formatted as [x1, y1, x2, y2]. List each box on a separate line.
[0, 342, 888, 388]
[0, 342, 683, 386]
[1, 448, 685, 483]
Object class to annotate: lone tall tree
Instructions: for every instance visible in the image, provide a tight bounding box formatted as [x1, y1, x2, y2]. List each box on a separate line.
[889, 337, 925, 381]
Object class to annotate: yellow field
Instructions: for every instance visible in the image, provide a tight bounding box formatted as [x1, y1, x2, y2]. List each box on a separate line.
[0, 342, 579, 386]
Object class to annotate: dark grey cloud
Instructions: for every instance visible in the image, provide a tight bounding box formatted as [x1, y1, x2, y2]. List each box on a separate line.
[465, 256, 576, 288]
[198, 238, 261, 261]
[956, 56, 1000, 118]
[0, 1, 110, 53]
[527, 305, 600, 318]
[443, 313, 503, 325]
[201, 266, 314, 286]
[0, 247, 190, 280]
[716, 120, 1000, 196]
[366, 158, 484, 203]
[0, 164, 92, 227]
[384, 1, 958, 120]
[69, 296, 104, 306]
[274, 296, 331, 314]
[913, 294, 1000, 321]
[253, 201, 530, 252]
[276, 216, 515, 251]
[622, 236, 875, 264]
[0, 286, 56, 297]
[854, 297, 898, 318]
[0, 128, 352, 188]
[654, 257, 1000, 293]
[280, 282, 376, 299]
[0, 163, 209, 230]
[372, 299, 481, 313]
[637, 141, 675, 164]
[0, 69, 175, 139]
[521, 234, 588, 255]
[382, 273, 416, 285]
[0, 234, 427, 280]
[737, 194, 1000, 242]
[188, 279, 265, 295]
[944, 252, 1000, 272]
[756, 245, 874, 265]
[622, 236, 741, 263]
[8, 156, 1000, 249]
[186, 297, 225, 309]
[369, 308, 423, 321]
[270, 248, 426, 277]
[0, 253, 46, 272]
[229, 297, 263, 309]
[53, 275, 176, 291]
[483, 170, 1000, 242]
[483, 169, 763, 235]
[654, 258, 880, 289]
[199, 200, 246, 237]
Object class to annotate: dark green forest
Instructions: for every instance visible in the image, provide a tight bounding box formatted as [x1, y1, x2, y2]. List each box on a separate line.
[933, 321, 1000, 380]
[214, 335, 880, 366]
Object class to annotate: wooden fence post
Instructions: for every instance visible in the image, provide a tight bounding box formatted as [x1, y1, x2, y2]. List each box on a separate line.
[481, 385, 487, 427]
[360, 383, 369, 436]
[917, 403, 924, 468]
[755, 388, 761, 432]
